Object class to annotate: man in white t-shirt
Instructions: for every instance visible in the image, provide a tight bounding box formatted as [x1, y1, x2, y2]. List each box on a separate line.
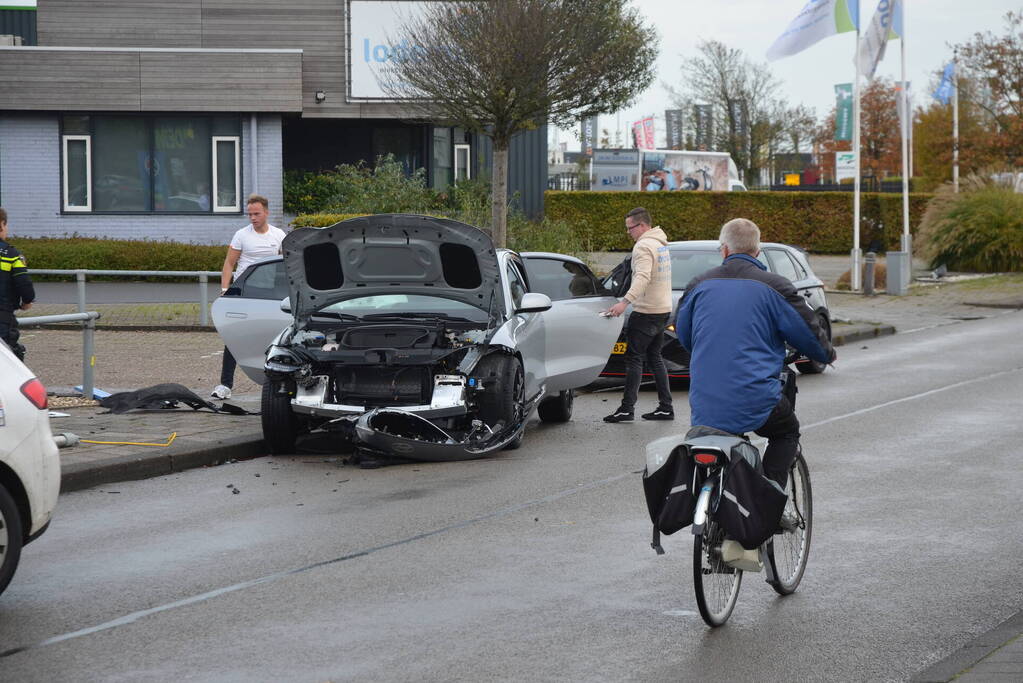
[211, 193, 287, 400]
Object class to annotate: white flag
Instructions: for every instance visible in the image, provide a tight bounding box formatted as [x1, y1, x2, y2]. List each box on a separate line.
[767, 0, 859, 62]
[857, 0, 903, 78]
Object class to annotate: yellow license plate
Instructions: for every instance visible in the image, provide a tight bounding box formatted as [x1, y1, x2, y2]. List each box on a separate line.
[612, 342, 627, 355]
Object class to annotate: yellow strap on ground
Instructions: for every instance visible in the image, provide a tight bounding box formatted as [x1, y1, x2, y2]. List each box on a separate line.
[80, 432, 177, 447]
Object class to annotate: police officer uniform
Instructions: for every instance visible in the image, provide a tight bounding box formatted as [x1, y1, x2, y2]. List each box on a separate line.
[0, 238, 35, 360]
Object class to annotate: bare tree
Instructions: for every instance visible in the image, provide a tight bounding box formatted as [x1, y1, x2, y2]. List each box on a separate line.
[668, 40, 787, 185]
[383, 0, 657, 246]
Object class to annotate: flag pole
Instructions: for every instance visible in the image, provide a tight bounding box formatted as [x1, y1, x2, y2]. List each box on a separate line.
[953, 46, 960, 193]
[899, 13, 911, 270]
[852, 26, 862, 291]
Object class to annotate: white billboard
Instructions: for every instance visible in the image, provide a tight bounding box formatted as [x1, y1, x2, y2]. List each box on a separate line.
[348, 1, 435, 101]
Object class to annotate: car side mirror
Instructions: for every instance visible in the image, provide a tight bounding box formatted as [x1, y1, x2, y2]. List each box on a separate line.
[515, 292, 552, 314]
[280, 296, 292, 313]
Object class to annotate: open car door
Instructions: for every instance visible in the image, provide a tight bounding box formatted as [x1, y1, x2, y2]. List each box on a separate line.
[211, 257, 292, 383]
[521, 254, 624, 392]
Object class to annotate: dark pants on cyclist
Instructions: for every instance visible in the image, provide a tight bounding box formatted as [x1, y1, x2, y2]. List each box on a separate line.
[754, 394, 799, 488]
[620, 312, 672, 412]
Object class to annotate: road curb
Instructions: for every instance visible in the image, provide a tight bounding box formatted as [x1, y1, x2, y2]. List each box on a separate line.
[60, 434, 265, 493]
[831, 323, 896, 346]
[911, 609, 1023, 682]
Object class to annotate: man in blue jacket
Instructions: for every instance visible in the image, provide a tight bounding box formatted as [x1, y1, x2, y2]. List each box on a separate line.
[675, 218, 835, 487]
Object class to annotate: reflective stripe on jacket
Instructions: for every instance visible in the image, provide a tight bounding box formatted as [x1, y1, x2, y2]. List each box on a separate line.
[0, 240, 35, 312]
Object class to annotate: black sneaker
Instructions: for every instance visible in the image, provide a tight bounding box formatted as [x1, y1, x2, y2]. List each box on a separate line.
[641, 406, 674, 421]
[603, 408, 634, 423]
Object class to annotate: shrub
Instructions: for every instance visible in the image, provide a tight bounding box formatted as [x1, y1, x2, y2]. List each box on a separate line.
[283, 154, 444, 215]
[11, 236, 225, 279]
[543, 190, 930, 253]
[917, 174, 1023, 272]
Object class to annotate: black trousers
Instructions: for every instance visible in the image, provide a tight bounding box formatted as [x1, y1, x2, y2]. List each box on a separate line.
[620, 312, 672, 412]
[219, 346, 237, 387]
[0, 314, 25, 361]
[754, 394, 800, 488]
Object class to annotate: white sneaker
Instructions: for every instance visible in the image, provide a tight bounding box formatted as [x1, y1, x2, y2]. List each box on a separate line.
[210, 384, 232, 400]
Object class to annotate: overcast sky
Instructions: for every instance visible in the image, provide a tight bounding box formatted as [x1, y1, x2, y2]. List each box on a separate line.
[554, 0, 1019, 150]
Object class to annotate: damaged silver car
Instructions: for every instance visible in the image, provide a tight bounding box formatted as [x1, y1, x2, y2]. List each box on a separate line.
[212, 214, 623, 460]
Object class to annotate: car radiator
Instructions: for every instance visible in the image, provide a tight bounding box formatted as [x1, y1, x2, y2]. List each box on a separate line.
[331, 366, 432, 407]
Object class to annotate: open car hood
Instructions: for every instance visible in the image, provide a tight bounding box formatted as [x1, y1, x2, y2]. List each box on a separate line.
[282, 214, 503, 321]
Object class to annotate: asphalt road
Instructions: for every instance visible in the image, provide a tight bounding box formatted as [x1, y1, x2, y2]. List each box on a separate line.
[2, 311, 1022, 681]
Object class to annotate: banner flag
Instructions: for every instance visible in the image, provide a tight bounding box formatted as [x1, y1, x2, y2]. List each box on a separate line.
[665, 109, 684, 149]
[933, 62, 955, 105]
[580, 116, 598, 156]
[767, 0, 859, 61]
[642, 117, 656, 150]
[834, 83, 853, 140]
[857, 0, 903, 78]
[694, 104, 714, 150]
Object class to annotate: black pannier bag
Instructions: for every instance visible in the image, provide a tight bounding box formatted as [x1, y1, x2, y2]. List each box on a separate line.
[683, 426, 788, 551]
[642, 435, 700, 554]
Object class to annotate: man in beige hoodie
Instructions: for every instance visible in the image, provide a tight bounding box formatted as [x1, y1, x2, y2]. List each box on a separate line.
[603, 207, 674, 422]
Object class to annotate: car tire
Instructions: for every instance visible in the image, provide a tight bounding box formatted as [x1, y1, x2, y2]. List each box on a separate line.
[0, 484, 24, 598]
[262, 381, 298, 454]
[798, 313, 832, 375]
[477, 354, 525, 450]
[538, 389, 574, 423]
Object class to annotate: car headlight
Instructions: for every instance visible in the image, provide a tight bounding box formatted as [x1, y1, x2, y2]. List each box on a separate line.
[265, 346, 310, 378]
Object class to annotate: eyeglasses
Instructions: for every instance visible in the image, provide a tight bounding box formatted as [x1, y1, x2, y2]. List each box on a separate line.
[625, 222, 642, 232]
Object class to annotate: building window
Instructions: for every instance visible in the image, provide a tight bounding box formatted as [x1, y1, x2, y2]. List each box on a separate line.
[212, 136, 240, 213]
[454, 143, 471, 182]
[60, 115, 242, 214]
[62, 135, 92, 212]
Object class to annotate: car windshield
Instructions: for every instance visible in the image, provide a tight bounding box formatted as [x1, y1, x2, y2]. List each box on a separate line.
[670, 250, 724, 289]
[315, 294, 490, 323]
[670, 249, 770, 289]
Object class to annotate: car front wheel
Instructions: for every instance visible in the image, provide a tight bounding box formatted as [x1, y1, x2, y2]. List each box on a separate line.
[477, 355, 525, 450]
[262, 381, 298, 454]
[0, 484, 24, 598]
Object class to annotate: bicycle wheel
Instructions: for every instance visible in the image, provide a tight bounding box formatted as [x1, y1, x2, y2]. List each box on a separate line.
[766, 452, 813, 595]
[693, 518, 742, 627]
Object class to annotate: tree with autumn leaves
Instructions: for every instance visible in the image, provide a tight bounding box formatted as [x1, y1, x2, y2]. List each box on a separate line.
[816, 78, 903, 183]
[913, 11, 1023, 189]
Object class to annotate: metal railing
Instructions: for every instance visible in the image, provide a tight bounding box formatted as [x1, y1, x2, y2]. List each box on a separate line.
[18, 311, 101, 400]
[32, 270, 221, 326]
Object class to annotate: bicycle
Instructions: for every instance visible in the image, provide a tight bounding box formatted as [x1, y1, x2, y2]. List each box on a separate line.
[688, 369, 812, 627]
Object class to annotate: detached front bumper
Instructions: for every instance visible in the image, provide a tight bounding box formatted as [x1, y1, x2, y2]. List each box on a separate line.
[352, 409, 524, 461]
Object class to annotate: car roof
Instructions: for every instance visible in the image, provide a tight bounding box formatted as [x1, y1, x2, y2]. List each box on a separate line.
[667, 240, 797, 251]
[519, 251, 587, 266]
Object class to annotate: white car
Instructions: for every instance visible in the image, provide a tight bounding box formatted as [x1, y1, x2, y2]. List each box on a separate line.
[213, 214, 624, 460]
[0, 341, 61, 597]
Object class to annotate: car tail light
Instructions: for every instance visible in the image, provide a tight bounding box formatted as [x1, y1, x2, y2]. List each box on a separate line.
[20, 378, 48, 410]
[693, 451, 718, 466]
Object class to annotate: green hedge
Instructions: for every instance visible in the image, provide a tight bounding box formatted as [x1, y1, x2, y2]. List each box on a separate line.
[11, 236, 225, 273]
[290, 213, 372, 228]
[544, 191, 932, 253]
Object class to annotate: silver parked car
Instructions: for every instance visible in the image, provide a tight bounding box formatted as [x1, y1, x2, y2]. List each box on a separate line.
[212, 214, 623, 460]
[600, 240, 832, 379]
